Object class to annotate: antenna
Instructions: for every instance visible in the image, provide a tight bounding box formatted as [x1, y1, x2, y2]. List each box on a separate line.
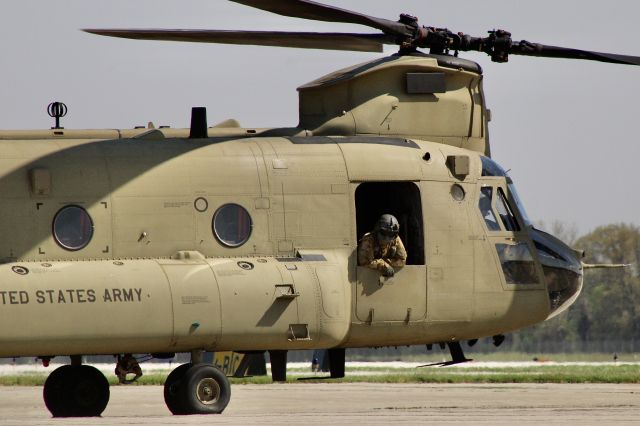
[47, 102, 68, 129]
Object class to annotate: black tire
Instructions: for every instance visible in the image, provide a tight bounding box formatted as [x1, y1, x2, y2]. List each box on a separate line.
[163, 363, 193, 415]
[44, 365, 110, 417]
[44, 365, 73, 417]
[179, 364, 230, 414]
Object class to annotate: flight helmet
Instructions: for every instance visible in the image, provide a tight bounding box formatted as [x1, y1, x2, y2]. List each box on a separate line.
[376, 214, 399, 243]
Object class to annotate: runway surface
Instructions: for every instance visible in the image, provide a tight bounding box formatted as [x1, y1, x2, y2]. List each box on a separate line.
[0, 383, 638, 425]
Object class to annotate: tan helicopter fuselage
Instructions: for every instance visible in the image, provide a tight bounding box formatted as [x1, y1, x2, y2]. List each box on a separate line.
[0, 55, 564, 358]
[0, 132, 552, 357]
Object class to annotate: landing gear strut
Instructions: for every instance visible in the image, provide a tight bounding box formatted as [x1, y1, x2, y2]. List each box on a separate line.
[164, 363, 231, 415]
[328, 348, 345, 378]
[43, 364, 110, 417]
[268, 350, 288, 382]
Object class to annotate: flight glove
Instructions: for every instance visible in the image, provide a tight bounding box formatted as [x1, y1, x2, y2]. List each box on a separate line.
[382, 264, 395, 277]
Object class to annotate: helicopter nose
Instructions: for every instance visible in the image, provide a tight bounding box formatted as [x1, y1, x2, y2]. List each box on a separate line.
[529, 228, 584, 319]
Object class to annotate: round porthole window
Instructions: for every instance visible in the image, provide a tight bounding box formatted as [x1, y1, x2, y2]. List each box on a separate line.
[450, 184, 466, 201]
[212, 204, 252, 247]
[53, 205, 94, 251]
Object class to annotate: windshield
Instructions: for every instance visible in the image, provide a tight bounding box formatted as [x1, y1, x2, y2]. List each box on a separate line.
[508, 182, 531, 226]
[480, 156, 531, 226]
[479, 187, 501, 231]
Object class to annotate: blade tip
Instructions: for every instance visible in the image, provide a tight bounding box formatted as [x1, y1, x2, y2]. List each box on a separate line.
[83, 29, 106, 36]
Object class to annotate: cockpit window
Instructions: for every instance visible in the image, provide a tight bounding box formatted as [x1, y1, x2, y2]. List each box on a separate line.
[481, 156, 531, 227]
[496, 188, 520, 232]
[495, 243, 539, 284]
[508, 183, 531, 226]
[479, 187, 500, 231]
[480, 156, 507, 177]
[534, 240, 567, 262]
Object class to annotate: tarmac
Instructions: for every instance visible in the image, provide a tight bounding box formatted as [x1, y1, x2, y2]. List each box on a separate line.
[0, 383, 638, 425]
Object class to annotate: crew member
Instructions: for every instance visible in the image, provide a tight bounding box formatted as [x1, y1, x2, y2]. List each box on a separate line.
[115, 354, 143, 384]
[358, 214, 407, 277]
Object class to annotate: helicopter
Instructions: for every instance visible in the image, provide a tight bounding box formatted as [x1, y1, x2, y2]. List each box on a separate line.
[1, 0, 638, 418]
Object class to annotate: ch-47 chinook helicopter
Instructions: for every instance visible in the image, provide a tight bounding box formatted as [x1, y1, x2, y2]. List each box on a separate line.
[0, 0, 638, 418]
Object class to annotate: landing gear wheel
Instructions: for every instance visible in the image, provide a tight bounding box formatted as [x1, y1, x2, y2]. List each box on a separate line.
[179, 364, 230, 414]
[43, 365, 110, 417]
[163, 363, 193, 415]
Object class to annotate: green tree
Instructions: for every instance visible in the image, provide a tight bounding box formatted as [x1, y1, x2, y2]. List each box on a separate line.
[575, 224, 640, 342]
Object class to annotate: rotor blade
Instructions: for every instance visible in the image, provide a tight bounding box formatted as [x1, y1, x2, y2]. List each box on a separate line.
[83, 29, 391, 52]
[512, 41, 640, 66]
[229, 0, 411, 37]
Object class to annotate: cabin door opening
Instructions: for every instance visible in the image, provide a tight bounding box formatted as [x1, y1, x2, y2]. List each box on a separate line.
[354, 181, 427, 323]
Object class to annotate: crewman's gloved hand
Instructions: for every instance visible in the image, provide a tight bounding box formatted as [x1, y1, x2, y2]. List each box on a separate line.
[382, 265, 395, 277]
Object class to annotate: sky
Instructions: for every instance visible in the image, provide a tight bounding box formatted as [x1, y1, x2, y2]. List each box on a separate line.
[1, 0, 639, 236]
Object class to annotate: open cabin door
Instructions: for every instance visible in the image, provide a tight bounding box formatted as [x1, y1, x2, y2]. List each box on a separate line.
[354, 182, 426, 323]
